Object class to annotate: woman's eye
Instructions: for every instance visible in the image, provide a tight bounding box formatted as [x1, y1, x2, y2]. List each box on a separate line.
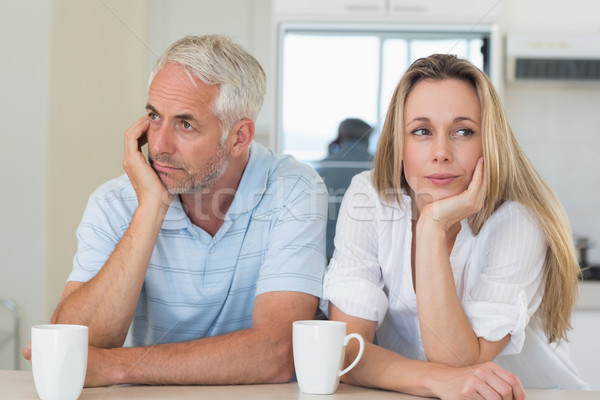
[455, 128, 475, 137]
[412, 128, 430, 136]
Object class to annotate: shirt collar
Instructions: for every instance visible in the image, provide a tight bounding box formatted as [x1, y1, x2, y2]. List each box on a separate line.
[226, 142, 270, 216]
[161, 195, 189, 230]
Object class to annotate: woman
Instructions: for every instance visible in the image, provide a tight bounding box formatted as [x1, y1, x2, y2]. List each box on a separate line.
[321, 54, 587, 398]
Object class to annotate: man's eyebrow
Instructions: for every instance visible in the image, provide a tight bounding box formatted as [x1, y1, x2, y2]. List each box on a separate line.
[145, 104, 200, 124]
[174, 113, 197, 122]
[145, 103, 158, 114]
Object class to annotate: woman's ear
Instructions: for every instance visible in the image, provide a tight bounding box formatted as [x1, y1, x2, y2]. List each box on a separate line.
[228, 118, 255, 157]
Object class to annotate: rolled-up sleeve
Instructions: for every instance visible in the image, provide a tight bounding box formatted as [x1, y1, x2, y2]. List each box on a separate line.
[321, 174, 389, 326]
[462, 203, 547, 356]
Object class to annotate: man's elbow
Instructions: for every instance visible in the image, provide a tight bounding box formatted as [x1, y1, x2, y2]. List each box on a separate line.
[264, 342, 296, 383]
[269, 360, 295, 383]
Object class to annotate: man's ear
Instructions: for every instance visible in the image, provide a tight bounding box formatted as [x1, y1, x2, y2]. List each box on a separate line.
[228, 118, 255, 157]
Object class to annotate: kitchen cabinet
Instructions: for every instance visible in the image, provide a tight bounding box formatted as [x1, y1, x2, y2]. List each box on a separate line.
[388, 0, 500, 23]
[273, 0, 499, 23]
[273, 0, 385, 16]
[504, 0, 600, 33]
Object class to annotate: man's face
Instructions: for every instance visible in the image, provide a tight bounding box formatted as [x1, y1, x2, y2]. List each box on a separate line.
[146, 63, 229, 195]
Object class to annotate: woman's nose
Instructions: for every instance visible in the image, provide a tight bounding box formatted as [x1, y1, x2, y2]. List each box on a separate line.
[431, 136, 452, 163]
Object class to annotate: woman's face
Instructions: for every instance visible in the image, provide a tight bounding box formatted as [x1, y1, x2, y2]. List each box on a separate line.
[402, 78, 483, 212]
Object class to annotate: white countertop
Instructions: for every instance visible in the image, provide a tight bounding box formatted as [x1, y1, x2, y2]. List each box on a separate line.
[3, 370, 599, 400]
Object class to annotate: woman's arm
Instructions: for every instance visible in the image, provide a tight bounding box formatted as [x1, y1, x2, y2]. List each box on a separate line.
[329, 304, 524, 400]
[414, 215, 510, 366]
[414, 158, 509, 366]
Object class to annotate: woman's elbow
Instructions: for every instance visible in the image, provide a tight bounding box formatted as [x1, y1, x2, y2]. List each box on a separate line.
[425, 351, 480, 368]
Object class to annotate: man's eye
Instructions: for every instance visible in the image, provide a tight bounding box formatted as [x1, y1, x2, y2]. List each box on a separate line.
[148, 112, 159, 120]
[182, 121, 192, 130]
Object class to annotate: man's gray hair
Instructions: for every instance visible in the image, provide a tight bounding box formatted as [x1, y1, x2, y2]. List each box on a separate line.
[150, 35, 266, 131]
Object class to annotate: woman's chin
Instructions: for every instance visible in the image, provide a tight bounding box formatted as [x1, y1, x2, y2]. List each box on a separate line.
[414, 189, 459, 204]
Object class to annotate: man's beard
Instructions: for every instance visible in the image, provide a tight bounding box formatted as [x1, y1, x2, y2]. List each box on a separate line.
[149, 142, 229, 195]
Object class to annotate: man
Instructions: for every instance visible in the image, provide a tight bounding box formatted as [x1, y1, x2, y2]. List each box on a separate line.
[316, 118, 373, 260]
[324, 118, 373, 164]
[25, 35, 327, 386]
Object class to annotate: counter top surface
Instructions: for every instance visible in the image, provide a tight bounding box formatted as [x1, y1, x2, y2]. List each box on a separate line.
[3, 370, 599, 399]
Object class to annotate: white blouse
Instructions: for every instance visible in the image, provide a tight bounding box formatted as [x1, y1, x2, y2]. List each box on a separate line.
[321, 171, 588, 390]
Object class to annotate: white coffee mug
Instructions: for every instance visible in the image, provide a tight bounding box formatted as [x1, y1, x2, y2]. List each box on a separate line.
[293, 320, 365, 395]
[32, 324, 88, 400]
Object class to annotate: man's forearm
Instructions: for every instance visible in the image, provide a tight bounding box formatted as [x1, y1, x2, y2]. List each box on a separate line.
[85, 291, 319, 387]
[53, 205, 166, 348]
[87, 327, 294, 387]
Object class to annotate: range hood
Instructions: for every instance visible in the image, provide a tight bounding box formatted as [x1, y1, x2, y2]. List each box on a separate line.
[506, 33, 600, 82]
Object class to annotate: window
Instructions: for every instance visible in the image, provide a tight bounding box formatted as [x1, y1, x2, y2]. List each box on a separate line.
[278, 24, 496, 160]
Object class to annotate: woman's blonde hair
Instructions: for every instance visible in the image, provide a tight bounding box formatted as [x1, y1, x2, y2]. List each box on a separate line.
[373, 54, 579, 343]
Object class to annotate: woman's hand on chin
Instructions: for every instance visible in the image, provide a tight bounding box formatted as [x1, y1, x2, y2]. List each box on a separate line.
[419, 157, 485, 232]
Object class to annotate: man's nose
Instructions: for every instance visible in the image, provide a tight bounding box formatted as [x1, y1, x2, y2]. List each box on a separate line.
[149, 124, 175, 155]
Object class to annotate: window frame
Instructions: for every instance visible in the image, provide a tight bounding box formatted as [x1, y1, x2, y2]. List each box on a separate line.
[275, 22, 501, 156]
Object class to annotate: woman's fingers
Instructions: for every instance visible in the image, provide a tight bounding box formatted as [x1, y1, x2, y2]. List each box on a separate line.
[468, 157, 486, 210]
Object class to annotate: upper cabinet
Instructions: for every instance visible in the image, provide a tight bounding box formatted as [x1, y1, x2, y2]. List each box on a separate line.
[273, 0, 500, 23]
[389, 0, 501, 23]
[273, 0, 386, 17]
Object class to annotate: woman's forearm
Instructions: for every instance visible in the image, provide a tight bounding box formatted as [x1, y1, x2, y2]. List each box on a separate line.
[414, 218, 481, 366]
[342, 338, 445, 397]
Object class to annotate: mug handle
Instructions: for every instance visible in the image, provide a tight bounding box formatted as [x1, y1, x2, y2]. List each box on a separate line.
[338, 333, 365, 377]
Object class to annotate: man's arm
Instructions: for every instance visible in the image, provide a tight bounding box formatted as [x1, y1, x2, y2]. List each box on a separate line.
[84, 291, 318, 386]
[52, 116, 172, 348]
[51, 205, 166, 347]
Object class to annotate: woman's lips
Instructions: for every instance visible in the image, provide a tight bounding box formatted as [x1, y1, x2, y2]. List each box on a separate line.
[426, 173, 459, 185]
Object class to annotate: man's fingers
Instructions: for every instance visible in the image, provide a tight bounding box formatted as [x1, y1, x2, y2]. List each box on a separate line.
[124, 116, 150, 158]
[22, 346, 31, 361]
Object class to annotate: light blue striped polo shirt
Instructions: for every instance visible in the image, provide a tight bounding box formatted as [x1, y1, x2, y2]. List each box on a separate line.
[68, 142, 328, 347]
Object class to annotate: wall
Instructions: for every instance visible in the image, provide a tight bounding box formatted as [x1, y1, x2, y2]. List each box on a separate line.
[0, 0, 50, 370]
[502, 0, 600, 262]
[0, 0, 147, 370]
[46, 0, 148, 321]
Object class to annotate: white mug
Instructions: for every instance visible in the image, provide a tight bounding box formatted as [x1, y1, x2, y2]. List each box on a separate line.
[31, 324, 88, 400]
[293, 320, 365, 395]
